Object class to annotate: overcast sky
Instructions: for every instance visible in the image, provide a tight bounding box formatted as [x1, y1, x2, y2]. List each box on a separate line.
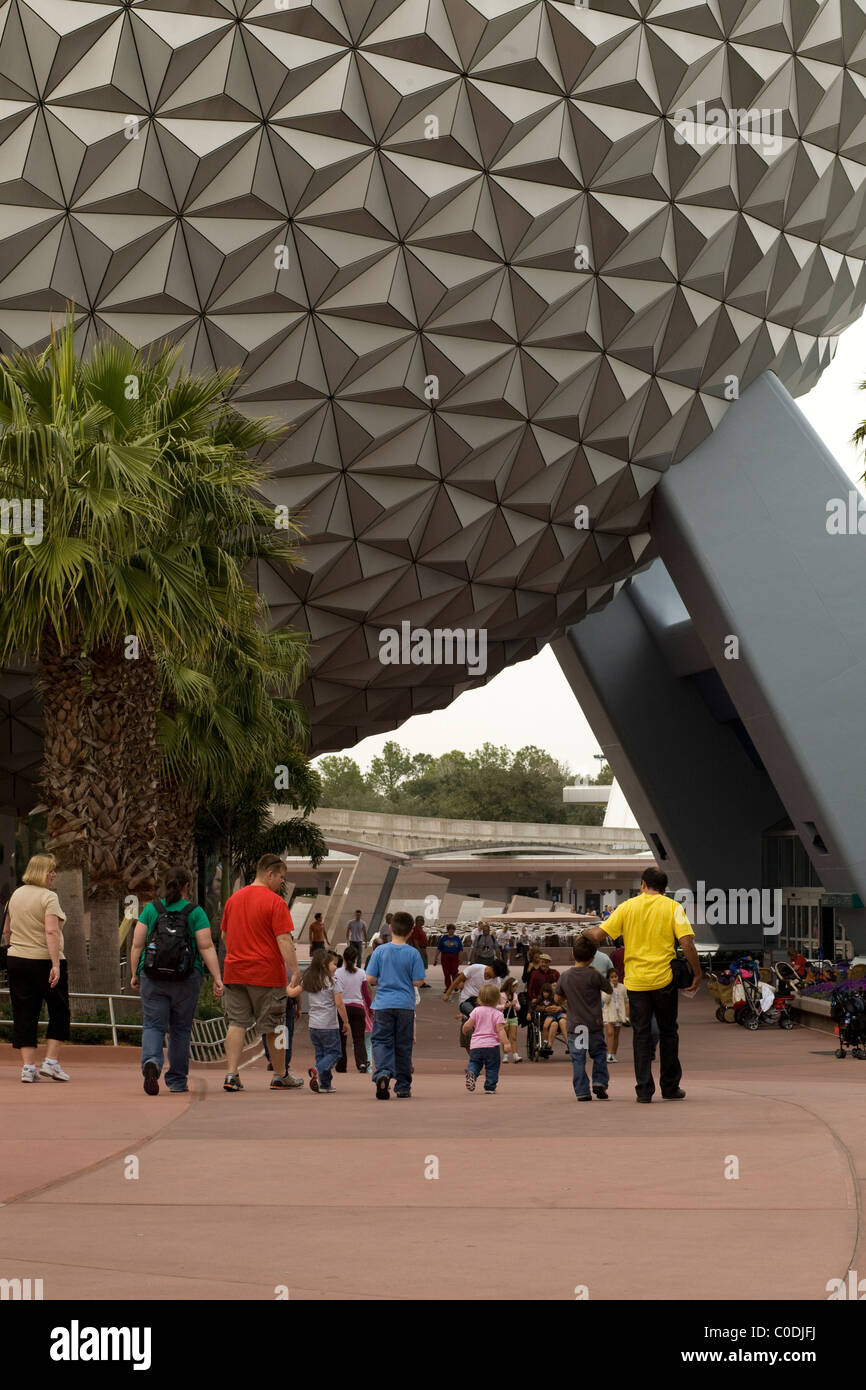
[316, 318, 866, 779]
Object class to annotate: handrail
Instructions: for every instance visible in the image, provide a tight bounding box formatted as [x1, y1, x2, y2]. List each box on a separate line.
[0, 987, 260, 1060]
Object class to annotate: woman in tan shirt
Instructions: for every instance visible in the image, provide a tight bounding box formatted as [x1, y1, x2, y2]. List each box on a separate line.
[1, 853, 71, 1082]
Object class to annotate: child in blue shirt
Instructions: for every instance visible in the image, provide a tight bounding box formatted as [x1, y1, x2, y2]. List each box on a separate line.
[365, 911, 426, 1100]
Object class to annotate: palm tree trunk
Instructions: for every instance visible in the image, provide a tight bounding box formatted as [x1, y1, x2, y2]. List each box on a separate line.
[87, 892, 121, 995]
[220, 819, 233, 908]
[84, 643, 127, 995]
[37, 635, 91, 993]
[155, 775, 199, 883]
[121, 650, 159, 900]
[54, 868, 88, 1000]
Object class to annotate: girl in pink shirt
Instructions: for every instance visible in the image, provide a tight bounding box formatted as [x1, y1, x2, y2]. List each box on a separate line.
[462, 981, 512, 1093]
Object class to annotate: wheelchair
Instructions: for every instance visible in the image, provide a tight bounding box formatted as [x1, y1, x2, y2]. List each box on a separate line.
[525, 1001, 569, 1062]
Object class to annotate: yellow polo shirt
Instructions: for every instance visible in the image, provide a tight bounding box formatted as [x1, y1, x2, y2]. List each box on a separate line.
[601, 893, 694, 991]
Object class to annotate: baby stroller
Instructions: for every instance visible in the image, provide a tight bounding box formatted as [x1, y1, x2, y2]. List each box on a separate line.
[772, 962, 799, 1030]
[830, 988, 866, 1058]
[730, 960, 773, 1030]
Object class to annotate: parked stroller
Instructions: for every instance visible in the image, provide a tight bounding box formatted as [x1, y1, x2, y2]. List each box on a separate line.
[708, 959, 794, 1030]
[731, 961, 766, 1030]
[706, 969, 736, 1024]
[830, 987, 866, 1058]
[772, 962, 799, 1030]
[731, 958, 793, 1029]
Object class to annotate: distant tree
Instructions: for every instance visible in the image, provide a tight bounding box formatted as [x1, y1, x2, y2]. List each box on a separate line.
[313, 742, 608, 825]
[367, 741, 413, 798]
[591, 756, 614, 785]
[316, 755, 379, 811]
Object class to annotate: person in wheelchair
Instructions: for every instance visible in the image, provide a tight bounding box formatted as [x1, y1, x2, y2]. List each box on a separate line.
[534, 981, 568, 1056]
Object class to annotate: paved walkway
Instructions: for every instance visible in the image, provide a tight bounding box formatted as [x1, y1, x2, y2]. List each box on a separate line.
[1, 973, 863, 1300]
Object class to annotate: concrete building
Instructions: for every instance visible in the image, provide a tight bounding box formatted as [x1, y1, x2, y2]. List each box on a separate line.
[279, 806, 653, 939]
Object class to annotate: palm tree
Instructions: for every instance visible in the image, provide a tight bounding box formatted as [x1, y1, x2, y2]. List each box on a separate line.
[159, 628, 323, 895]
[0, 321, 295, 992]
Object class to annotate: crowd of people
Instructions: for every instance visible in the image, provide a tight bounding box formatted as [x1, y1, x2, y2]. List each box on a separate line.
[1, 854, 704, 1105]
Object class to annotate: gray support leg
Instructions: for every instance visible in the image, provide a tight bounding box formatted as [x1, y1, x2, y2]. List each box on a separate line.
[653, 371, 866, 945]
[553, 563, 786, 950]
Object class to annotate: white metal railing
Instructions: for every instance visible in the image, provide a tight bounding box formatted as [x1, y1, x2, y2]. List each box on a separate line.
[0, 988, 260, 1060]
[0, 989, 142, 1047]
[188, 1013, 260, 1063]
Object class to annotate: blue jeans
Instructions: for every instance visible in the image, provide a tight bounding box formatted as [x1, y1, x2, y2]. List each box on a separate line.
[467, 1045, 501, 1092]
[140, 971, 202, 1091]
[309, 1027, 342, 1089]
[567, 1028, 609, 1098]
[371, 1008, 414, 1093]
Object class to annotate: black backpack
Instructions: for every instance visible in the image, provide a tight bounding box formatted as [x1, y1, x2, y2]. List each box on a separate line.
[143, 902, 195, 981]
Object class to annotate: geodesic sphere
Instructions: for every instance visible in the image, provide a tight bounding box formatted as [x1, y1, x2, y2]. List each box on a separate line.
[1, 0, 865, 748]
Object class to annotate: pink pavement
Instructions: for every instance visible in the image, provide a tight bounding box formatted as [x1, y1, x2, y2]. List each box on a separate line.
[1, 974, 863, 1301]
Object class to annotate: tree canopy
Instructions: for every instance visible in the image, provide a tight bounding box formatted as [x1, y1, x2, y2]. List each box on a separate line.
[316, 741, 612, 825]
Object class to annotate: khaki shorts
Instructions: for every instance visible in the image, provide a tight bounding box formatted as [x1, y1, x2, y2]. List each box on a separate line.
[223, 983, 287, 1034]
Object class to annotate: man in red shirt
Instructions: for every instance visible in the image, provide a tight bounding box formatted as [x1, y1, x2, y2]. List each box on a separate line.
[221, 854, 300, 1092]
[527, 953, 561, 1004]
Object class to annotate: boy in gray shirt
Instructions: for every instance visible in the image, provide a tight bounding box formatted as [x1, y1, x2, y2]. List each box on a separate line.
[554, 935, 612, 1102]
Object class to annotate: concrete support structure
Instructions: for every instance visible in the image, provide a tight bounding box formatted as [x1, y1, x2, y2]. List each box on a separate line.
[324, 853, 396, 945]
[553, 565, 787, 922]
[555, 373, 866, 951]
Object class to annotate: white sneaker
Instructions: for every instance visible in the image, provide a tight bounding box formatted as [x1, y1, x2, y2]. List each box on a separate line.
[512, 1054, 522, 1063]
[39, 1060, 70, 1081]
[503, 1054, 510, 1063]
[608, 1054, 619, 1063]
[21, 1065, 39, 1083]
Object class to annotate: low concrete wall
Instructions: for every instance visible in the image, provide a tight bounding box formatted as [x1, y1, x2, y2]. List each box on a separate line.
[307, 806, 649, 855]
[790, 996, 834, 1035]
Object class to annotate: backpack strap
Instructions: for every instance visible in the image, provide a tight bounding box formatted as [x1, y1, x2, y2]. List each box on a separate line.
[174, 903, 198, 946]
[151, 900, 196, 933]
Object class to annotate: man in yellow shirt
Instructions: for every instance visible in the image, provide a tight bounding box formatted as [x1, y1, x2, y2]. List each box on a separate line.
[587, 868, 702, 1103]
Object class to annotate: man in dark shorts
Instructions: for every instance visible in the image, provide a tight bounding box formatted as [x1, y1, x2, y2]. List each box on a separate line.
[308, 911, 328, 953]
[555, 935, 612, 1100]
[221, 854, 300, 1092]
